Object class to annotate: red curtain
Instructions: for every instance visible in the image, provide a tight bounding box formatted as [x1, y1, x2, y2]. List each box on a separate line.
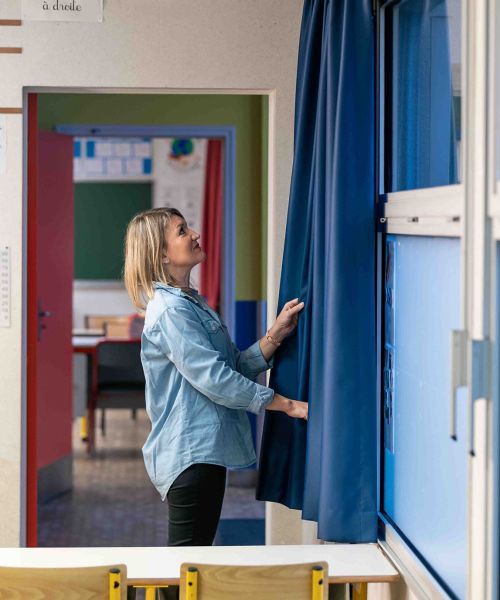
[200, 139, 223, 311]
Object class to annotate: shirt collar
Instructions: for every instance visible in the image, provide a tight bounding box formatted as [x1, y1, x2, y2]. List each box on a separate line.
[154, 282, 202, 304]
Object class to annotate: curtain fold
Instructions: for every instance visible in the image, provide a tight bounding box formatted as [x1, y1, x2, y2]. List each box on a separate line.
[200, 140, 223, 311]
[256, 0, 377, 542]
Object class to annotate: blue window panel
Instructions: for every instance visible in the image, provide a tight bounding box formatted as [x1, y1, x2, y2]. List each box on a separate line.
[86, 140, 96, 158]
[383, 235, 467, 599]
[73, 140, 81, 158]
[387, 0, 461, 191]
[143, 158, 152, 174]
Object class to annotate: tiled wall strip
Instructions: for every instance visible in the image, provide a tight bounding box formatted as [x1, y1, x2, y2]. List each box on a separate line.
[0, 20, 22, 26]
[0, 48, 22, 53]
[0, 108, 22, 114]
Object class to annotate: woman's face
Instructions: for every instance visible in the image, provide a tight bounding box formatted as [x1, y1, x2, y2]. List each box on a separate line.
[164, 215, 206, 272]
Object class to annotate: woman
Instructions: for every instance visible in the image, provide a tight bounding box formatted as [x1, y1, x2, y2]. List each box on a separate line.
[124, 207, 307, 550]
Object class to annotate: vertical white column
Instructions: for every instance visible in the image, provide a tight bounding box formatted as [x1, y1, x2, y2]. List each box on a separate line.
[464, 0, 493, 597]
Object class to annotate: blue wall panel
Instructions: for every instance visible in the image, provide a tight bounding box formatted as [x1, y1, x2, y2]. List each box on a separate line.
[235, 301, 259, 455]
[383, 235, 467, 599]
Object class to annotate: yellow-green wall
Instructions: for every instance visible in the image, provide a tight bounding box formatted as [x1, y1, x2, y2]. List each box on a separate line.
[38, 93, 268, 301]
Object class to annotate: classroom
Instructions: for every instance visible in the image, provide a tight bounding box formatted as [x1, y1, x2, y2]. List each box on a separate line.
[0, 1, 498, 599]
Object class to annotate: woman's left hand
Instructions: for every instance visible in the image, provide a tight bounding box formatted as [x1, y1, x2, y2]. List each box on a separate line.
[269, 298, 305, 342]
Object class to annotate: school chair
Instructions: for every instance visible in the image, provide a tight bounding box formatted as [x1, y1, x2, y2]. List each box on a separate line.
[87, 340, 145, 450]
[0, 564, 127, 599]
[84, 314, 144, 339]
[179, 561, 329, 600]
[85, 314, 130, 337]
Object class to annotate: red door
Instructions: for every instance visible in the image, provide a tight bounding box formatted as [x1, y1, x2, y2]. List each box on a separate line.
[27, 95, 74, 545]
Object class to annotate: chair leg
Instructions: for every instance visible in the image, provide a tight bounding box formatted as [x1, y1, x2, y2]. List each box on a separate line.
[101, 408, 106, 436]
[131, 408, 137, 420]
[144, 587, 156, 600]
[351, 583, 367, 600]
[87, 399, 96, 455]
[79, 416, 88, 441]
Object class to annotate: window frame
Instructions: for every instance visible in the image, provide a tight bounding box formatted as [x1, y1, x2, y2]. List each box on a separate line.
[379, 0, 465, 232]
[487, 1, 500, 599]
[375, 1, 498, 599]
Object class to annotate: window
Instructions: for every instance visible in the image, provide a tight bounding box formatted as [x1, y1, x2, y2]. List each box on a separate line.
[384, 0, 462, 192]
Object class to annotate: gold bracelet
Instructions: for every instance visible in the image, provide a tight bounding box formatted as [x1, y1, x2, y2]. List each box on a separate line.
[266, 330, 281, 347]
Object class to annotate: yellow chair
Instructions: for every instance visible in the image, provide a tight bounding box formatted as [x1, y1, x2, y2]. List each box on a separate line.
[0, 564, 127, 599]
[179, 562, 329, 600]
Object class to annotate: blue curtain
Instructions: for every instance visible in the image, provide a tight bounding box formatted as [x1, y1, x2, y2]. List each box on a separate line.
[256, 0, 377, 542]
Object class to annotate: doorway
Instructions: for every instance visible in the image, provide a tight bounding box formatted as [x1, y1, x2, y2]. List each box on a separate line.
[26, 91, 269, 547]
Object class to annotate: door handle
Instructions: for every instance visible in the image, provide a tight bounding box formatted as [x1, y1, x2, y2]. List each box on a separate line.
[37, 302, 52, 341]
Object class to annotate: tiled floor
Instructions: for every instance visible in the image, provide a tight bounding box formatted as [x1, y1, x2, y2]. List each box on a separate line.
[38, 409, 265, 547]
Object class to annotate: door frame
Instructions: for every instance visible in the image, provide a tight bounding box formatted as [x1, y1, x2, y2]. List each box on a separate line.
[24, 90, 250, 546]
[55, 123, 237, 333]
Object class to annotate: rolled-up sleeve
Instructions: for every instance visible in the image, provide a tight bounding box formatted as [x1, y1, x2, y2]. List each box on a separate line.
[149, 304, 274, 414]
[231, 339, 274, 381]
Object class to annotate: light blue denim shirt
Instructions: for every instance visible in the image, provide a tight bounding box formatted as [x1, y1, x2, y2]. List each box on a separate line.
[140, 282, 275, 499]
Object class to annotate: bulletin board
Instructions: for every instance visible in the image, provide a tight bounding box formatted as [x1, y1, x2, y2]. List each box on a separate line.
[74, 182, 152, 280]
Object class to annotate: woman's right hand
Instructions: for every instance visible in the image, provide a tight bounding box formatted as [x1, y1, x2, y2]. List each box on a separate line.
[266, 392, 308, 421]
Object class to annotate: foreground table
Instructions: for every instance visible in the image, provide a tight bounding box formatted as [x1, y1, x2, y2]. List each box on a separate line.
[0, 544, 398, 586]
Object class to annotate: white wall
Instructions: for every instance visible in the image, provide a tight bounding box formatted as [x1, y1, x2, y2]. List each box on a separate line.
[73, 282, 136, 328]
[0, 0, 303, 546]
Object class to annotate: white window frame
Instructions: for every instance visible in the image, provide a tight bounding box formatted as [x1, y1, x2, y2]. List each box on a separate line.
[486, 1, 500, 599]
[378, 1, 496, 599]
[379, 0, 465, 236]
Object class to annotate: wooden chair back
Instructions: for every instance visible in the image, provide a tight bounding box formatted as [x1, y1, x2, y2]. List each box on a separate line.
[179, 562, 328, 600]
[0, 563, 127, 599]
[85, 315, 130, 338]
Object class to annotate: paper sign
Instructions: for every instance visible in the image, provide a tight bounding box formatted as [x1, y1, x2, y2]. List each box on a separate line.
[22, 0, 103, 22]
[0, 247, 10, 328]
[0, 116, 5, 176]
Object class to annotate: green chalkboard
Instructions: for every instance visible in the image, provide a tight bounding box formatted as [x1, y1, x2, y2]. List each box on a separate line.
[74, 182, 152, 280]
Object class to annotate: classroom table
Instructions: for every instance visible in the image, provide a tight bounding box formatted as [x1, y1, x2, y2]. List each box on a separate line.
[0, 544, 399, 591]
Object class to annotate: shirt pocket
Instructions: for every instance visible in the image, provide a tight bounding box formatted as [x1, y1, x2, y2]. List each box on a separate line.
[203, 318, 222, 334]
[201, 317, 229, 353]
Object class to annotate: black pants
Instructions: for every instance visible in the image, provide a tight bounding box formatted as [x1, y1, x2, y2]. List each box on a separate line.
[167, 463, 226, 546]
[128, 463, 226, 600]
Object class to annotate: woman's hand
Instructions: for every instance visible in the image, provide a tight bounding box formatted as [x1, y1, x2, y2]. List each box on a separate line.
[266, 393, 308, 421]
[269, 298, 305, 343]
[285, 400, 308, 420]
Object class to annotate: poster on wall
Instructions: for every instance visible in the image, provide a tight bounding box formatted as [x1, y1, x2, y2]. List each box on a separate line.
[22, 0, 103, 22]
[152, 138, 207, 233]
[152, 138, 208, 289]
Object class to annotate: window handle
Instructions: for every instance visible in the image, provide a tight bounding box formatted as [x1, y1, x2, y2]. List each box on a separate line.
[450, 330, 467, 440]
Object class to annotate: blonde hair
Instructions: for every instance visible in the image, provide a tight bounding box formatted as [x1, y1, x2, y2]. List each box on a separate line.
[124, 207, 192, 310]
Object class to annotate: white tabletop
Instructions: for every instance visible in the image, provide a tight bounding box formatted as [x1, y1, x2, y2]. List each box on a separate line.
[72, 335, 105, 348]
[72, 328, 106, 337]
[0, 545, 399, 584]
